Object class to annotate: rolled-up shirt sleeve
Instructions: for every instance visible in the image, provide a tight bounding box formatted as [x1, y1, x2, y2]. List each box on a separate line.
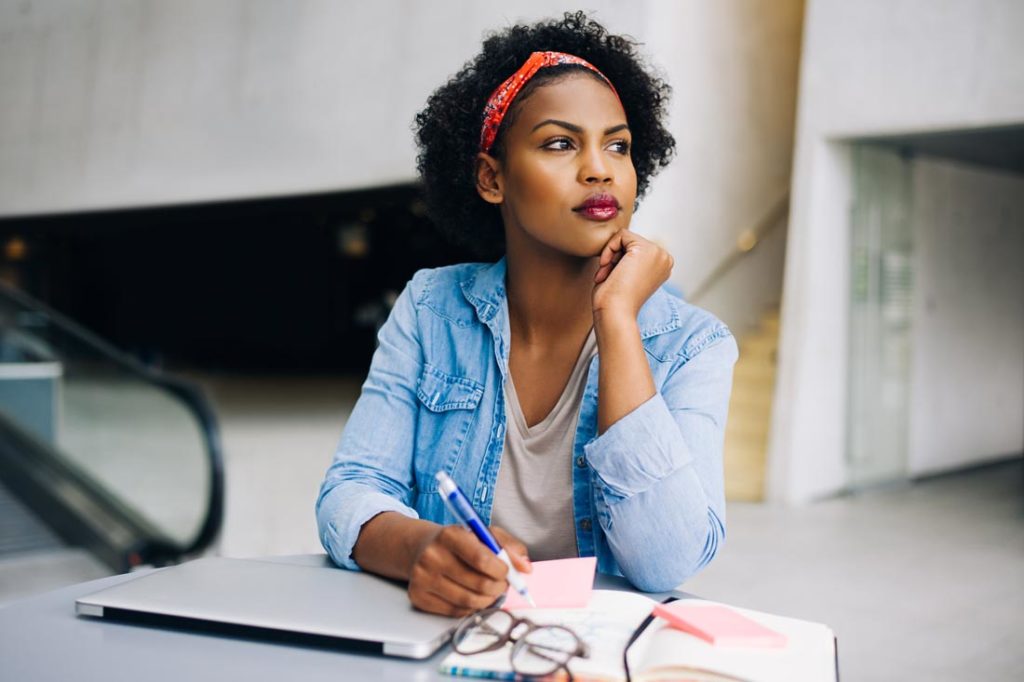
[315, 278, 424, 570]
[584, 328, 738, 592]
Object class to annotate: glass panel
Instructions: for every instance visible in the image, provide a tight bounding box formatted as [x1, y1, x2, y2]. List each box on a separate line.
[847, 145, 914, 487]
[0, 293, 211, 546]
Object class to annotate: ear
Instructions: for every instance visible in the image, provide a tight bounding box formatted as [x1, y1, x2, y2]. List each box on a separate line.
[475, 153, 504, 205]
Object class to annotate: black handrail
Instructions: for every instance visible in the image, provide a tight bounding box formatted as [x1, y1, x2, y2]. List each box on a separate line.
[0, 280, 224, 565]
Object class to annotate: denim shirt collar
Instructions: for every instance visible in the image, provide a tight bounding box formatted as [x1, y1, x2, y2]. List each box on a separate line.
[459, 257, 683, 355]
[459, 257, 509, 327]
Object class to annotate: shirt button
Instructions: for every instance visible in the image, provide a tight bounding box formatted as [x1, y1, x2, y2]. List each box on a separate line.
[580, 518, 592, 532]
[575, 455, 586, 468]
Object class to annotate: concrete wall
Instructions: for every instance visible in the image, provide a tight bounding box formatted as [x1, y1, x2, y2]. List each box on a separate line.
[0, 0, 643, 216]
[907, 158, 1024, 475]
[0, 0, 804, 335]
[771, 0, 1024, 502]
[637, 1, 803, 334]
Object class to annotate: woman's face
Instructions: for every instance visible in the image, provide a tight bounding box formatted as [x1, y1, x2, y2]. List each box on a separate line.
[485, 72, 638, 259]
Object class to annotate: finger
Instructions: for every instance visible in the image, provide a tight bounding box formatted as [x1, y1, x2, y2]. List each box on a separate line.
[596, 230, 630, 282]
[409, 557, 499, 615]
[616, 228, 639, 245]
[428, 573, 502, 613]
[594, 247, 627, 284]
[596, 248, 623, 282]
[491, 527, 532, 573]
[443, 553, 508, 597]
[439, 526, 507, 581]
[409, 585, 474, 617]
[599, 232, 624, 266]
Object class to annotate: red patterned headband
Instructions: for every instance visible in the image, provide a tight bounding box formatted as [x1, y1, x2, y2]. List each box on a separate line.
[479, 51, 620, 153]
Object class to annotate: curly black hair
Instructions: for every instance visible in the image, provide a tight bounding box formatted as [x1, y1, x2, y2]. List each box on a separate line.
[414, 11, 676, 260]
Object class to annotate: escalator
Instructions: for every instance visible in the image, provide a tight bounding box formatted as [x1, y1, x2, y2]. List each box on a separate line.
[0, 281, 223, 574]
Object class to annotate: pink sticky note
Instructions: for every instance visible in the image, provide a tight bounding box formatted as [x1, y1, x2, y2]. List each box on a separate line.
[502, 557, 597, 610]
[653, 603, 787, 648]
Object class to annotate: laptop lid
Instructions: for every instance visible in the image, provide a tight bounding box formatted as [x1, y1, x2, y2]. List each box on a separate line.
[75, 557, 456, 659]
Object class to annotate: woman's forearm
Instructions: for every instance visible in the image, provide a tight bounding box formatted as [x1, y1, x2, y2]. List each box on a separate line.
[594, 308, 656, 434]
[584, 333, 739, 590]
[351, 512, 441, 580]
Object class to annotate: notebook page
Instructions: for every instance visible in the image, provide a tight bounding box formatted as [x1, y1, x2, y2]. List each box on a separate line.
[634, 600, 835, 682]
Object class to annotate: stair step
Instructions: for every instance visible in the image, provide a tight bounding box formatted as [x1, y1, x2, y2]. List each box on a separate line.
[721, 306, 780, 504]
[732, 361, 776, 384]
[723, 448, 766, 502]
[737, 336, 778, 362]
[724, 479, 765, 503]
[726, 412, 771, 431]
[759, 312, 780, 335]
[729, 386, 774, 412]
[725, 422, 771, 446]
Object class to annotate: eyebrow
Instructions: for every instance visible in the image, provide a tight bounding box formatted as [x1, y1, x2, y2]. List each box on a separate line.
[531, 119, 630, 135]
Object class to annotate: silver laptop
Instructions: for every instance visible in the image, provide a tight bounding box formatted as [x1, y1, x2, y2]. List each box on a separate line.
[75, 556, 457, 658]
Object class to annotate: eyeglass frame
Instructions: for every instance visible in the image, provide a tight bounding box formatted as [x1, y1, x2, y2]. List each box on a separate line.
[452, 596, 687, 682]
[621, 596, 679, 682]
[620, 596, 755, 682]
[452, 607, 591, 680]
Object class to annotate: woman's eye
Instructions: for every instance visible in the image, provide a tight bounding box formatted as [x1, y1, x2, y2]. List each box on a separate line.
[543, 137, 574, 151]
[609, 140, 631, 154]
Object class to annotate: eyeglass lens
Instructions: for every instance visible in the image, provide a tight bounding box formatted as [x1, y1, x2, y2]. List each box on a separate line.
[511, 625, 581, 676]
[453, 609, 515, 654]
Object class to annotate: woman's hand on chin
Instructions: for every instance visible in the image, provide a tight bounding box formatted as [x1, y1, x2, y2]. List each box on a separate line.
[592, 229, 674, 319]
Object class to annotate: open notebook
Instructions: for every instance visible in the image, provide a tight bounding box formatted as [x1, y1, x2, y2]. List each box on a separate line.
[440, 590, 836, 682]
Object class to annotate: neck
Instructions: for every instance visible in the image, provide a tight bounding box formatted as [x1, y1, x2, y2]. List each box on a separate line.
[504, 236, 597, 345]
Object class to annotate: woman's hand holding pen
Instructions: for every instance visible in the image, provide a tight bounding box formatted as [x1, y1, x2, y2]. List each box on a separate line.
[407, 524, 531, 617]
[592, 229, 674, 319]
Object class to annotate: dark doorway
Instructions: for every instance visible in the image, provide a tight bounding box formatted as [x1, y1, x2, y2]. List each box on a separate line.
[0, 185, 476, 372]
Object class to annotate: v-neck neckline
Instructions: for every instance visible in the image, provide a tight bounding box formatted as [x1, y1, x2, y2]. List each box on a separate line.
[506, 327, 597, 436]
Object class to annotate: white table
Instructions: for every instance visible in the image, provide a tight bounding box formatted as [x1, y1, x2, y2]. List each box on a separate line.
[0, 554, 685, 682]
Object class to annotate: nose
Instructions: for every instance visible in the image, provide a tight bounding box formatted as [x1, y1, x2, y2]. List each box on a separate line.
[578, 143, 612, 185]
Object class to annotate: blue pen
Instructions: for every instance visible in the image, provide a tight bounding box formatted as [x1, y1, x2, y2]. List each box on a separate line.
[435, 471, 536, 607]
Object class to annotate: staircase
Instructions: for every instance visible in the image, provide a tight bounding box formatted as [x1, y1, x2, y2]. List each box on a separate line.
[723, 308, 780, 502]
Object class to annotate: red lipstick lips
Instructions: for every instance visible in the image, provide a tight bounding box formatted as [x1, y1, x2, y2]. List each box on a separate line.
[573, 193, 620, 221]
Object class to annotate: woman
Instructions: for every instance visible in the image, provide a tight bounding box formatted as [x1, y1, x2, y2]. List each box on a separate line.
[316, 12, 738, 616]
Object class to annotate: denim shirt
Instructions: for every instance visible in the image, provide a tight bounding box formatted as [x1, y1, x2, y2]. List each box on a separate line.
[316, 258, 738, 592]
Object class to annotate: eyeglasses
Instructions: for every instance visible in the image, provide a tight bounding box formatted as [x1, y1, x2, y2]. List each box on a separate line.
[452, 607, 590, 680]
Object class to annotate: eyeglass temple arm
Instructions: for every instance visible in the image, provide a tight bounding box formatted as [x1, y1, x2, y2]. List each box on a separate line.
[622, 597, 680, 682]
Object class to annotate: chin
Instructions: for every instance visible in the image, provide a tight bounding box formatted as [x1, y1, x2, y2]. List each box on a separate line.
[576, 236, 612, 259]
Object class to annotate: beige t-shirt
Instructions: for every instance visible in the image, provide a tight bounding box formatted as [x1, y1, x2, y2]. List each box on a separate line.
[490, 329, 598, 561]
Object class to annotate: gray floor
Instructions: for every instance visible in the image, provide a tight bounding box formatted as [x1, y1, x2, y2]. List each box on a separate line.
[1, 375, 1021, 681]
[682, 461, 1024, 681]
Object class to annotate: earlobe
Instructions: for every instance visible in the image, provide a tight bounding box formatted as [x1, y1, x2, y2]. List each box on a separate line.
[475, 153, 504, 205]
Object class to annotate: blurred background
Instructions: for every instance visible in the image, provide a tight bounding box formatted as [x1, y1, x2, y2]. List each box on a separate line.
[0, 1, 1021, 680]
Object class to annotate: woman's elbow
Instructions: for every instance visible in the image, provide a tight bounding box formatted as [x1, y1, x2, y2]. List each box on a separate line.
[616, 519, 725, 593]
[621, 552, 706, 593]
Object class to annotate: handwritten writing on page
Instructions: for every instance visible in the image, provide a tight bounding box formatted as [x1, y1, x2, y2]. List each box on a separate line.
[503, 556, 597, 609]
